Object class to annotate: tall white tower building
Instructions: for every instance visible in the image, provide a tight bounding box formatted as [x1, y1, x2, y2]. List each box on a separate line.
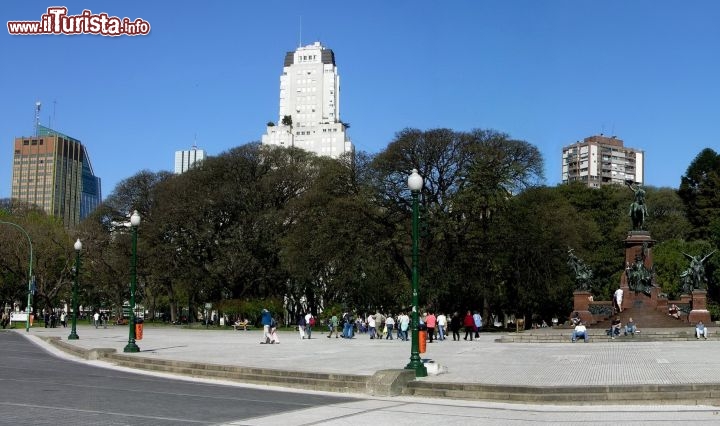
[174, 145, 206, 174]
[262, 42, 353, 158]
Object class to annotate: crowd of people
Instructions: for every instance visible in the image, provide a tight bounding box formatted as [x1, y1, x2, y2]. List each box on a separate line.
[257, 309, 488, 343]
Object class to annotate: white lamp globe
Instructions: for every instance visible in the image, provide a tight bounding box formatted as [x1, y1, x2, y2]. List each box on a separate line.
[130, 210, 141, 227]
[408, 169, 423, 192]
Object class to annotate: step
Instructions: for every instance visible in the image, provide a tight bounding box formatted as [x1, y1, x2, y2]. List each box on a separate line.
[405, 382, 720, 404]
[107, 355, 369, 392]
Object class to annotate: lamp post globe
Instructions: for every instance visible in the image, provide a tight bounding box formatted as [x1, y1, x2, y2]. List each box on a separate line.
[405, 168, 427, 377]
[130, 210, 141, 227]
[408, 168, 423, 191]
[124, 210, 141, 353]
[68, 239, 82, 340]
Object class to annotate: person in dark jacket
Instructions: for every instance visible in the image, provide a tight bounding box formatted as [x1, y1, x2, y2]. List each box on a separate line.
[450, 312, 461, 341]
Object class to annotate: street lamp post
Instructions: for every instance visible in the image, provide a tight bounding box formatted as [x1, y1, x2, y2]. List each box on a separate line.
[405, 169, 427, 377]
[0, 220, 34, 332]
[124, 210, 141, 353]
[68, 239, 82, 340]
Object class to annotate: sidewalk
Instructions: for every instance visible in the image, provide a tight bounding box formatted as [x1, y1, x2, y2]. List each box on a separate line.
[18, 324, 720, 403]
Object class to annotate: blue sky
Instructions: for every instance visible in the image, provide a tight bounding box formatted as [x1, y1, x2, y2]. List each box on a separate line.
[2, 1, 719, 199]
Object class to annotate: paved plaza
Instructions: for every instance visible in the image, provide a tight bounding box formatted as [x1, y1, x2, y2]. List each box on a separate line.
[19, 324, 720, 388]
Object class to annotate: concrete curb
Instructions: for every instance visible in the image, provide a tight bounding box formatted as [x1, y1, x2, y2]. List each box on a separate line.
[42, 336, 406, 396]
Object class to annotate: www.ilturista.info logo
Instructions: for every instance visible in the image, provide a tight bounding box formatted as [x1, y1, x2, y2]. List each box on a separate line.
[7, 7, 151, 36]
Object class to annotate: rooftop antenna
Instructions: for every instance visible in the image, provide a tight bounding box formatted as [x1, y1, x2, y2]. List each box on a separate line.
[52, 99, 57, 129]
[299, 16, 302, 47]
[192, 133, 198, 150]
[34, 100, 42, 136]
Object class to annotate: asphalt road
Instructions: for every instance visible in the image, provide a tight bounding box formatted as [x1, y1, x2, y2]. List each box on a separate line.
[0, 331, 356, 425]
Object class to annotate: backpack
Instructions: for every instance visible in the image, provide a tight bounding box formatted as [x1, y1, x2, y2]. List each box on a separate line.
[310, 316, 316, 327]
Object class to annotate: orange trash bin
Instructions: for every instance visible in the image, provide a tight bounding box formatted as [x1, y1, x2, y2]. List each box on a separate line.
[135, 321, 144, 340]
[419, 330, 427, 353]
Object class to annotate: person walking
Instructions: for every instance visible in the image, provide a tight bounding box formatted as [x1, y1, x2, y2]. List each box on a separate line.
[297, 314, 307, 339]
[425, 311, 437, 343]
[368, 315, 377, 339]
[437, 312, 447, 341]
[374, 311, 385, 339]
[463, 310, 475, 341]
[342, 312, 354, 338]
[93, 311, 100, 329]
[260, 308, 272, 344]
[268, 317, 280, 344]
[385, 314, 395, 340]
[450, 312, 461, 341]
[305, 312, 313, 339]
[614, 286, 624, 314]
[473, 310, 482, 338]
[327, 314, 339, 338]
[399, 312, 410, 341]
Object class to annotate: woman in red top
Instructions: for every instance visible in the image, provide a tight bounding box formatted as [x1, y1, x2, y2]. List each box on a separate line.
[463, 310, 475, 341]
[425, 312, 437, 343]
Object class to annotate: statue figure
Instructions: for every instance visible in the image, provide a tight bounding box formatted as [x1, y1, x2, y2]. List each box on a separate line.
[626, 180, 648, 231]
[626, 253, 654, 296]
[680, 250, 716, 292]
[567, 248, 593, 291]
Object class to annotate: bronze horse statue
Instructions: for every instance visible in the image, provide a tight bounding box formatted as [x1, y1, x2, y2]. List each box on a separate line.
[629, 200, 647, 230]
[626, 181, 648, 231]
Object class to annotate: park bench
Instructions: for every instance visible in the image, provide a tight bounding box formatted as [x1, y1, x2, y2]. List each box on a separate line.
[232, 321, 253, 331]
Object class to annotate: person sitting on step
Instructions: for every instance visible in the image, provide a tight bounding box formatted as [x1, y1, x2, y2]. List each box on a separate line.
[571, 322, 589, 343]
[624, 317, 638, 336]
[668, 304, 680, 319]
[607, 317, 622, 339]
[696, 321, 709, 340]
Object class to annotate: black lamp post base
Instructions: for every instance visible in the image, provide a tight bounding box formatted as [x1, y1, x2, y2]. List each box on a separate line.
[123, 342, 140, 353]
[67, 332, 79, 340]
[405, 359, 428, 377]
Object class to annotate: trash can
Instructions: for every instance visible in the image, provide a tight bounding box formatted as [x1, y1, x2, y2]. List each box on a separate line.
[135, 318, 144, 340]
[419, 330, 427, 353]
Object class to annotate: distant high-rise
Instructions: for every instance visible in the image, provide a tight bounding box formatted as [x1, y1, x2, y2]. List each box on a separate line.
[11, 125, 101, 226]
[562, 135, 644, 187]
[261, 42, 353, 158]
[174, 145, 206, 174]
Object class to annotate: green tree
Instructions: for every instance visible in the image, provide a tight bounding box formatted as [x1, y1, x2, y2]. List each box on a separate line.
[678, 148, 720, 241]
[495, 187, 599, 322]
[0, 207, 74, 314]
[370, 128, 544, 315]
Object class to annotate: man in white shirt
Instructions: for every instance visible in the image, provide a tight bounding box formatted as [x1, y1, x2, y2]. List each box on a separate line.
[614, 287, 624, 313]
[572, 322, 589, 342]
[368, 315, 377, 339]
[436, 312, 447, 341]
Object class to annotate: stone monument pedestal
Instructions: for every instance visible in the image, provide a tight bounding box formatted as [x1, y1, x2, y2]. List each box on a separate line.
[688, 289, 711, 324]
[572, 291, 594, 324]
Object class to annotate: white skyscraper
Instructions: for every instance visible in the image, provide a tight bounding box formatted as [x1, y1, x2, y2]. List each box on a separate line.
[262, 42, 353, 158]
[174, 145, 206, 174]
